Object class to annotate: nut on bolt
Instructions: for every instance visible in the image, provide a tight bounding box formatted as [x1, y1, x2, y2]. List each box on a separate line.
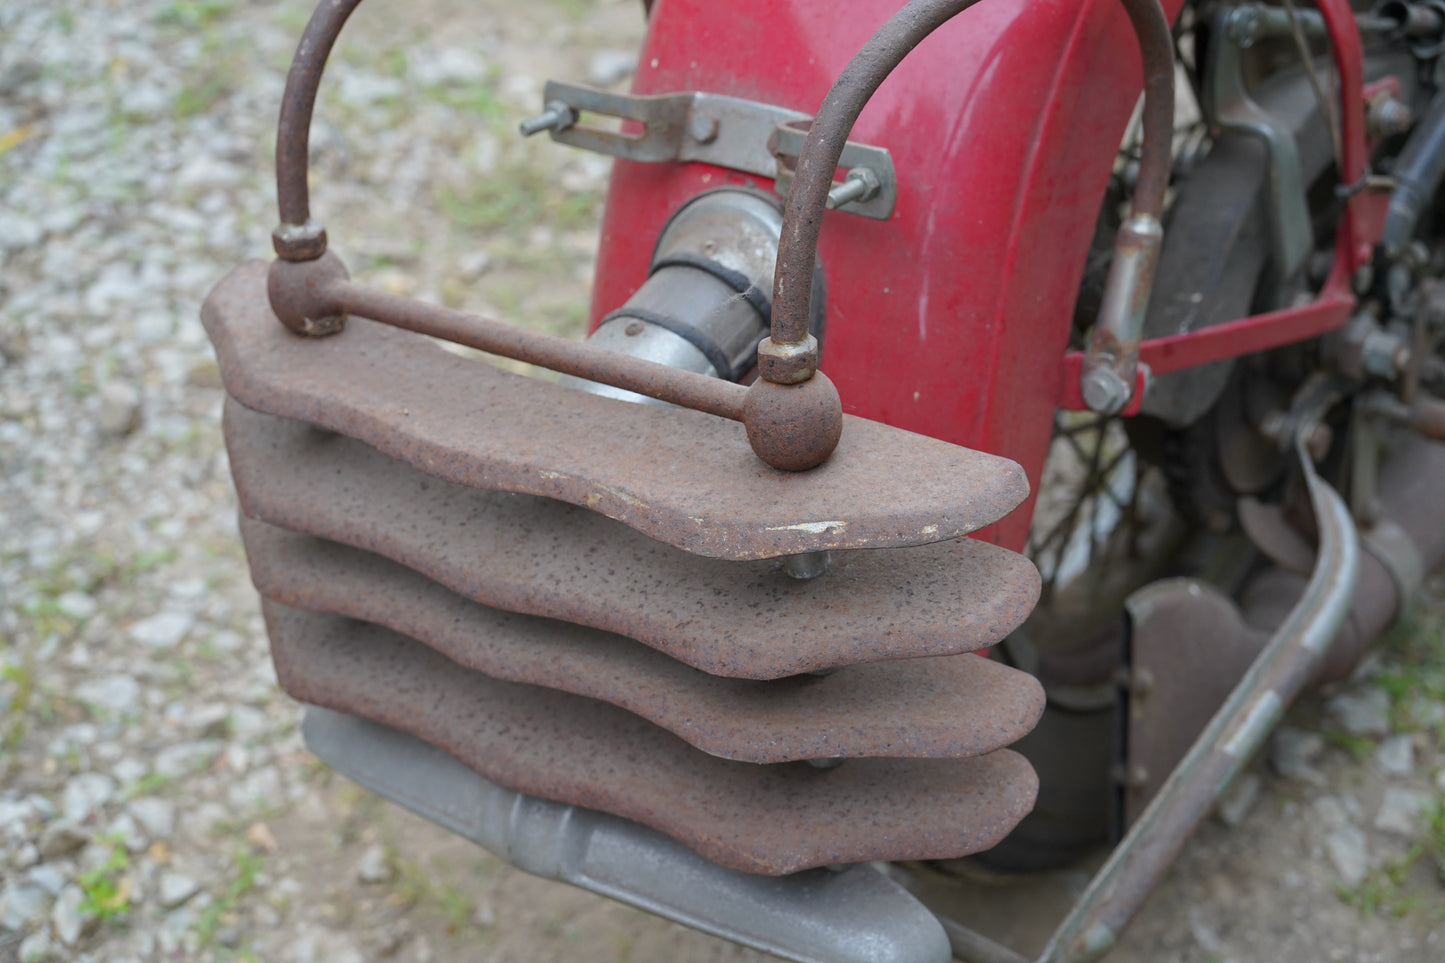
[272, 220, 328, 262]
[756, 334, 819, 385]
[519, 100, 577, 137]
[1080, 363, 1132, 415]
[827, 168, 881, 210]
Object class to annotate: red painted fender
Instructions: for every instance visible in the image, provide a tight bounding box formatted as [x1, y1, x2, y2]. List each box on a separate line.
[591, 0, 1184, 550]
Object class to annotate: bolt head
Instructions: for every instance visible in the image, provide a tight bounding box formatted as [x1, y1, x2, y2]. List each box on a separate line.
[1080, 366, 1131, 415]
[687, 112, 719, 144]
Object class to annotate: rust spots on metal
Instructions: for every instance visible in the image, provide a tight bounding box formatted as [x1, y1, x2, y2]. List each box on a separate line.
[263, 600, 1040, 875]
[742, 372, 844, 472]
[204, 261, 1031, 560]
[242, 518, 1045, 762]
[224, 402, 1041, 679]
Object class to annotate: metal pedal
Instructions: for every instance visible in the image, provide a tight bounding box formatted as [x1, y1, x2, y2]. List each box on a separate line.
[266, 601, 1039, 875]
[241, 519, 1045, 763]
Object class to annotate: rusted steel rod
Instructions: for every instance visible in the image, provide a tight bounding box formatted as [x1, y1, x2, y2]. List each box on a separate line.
[769, 0, 1177, 374]
[274, 0, 364, 258]
[322, 276, 748, 419]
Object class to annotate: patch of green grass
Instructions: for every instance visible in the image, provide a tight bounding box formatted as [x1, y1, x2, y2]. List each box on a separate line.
[2, 657, 37, 760]
[1337, 844, 1423, 918]
[126, 771, 180, 799]
[433, 81, 506, 124]
[1323, 728, 1374, 762]
[157, 0, 232, 30]
[435, 161, 600, 237]
[78, 834, 133, 922]
[195, 847, 265, 947]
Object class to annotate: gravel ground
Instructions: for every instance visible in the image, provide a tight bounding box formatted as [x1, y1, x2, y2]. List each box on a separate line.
[2, 2, 1444, 962]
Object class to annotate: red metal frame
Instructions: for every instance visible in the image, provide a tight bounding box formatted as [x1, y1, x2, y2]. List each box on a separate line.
[590, 0, 1379, 552]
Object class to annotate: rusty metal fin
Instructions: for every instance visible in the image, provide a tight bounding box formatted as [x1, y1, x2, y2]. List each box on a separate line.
[226, 402, 1041, 679]
[265, 601, 1040, 875]
[243, 519, 1045, 763]
[202, 260, 1030, 560]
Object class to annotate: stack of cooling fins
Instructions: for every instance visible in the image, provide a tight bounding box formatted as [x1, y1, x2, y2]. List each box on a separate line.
[203, 259, 1047, 876]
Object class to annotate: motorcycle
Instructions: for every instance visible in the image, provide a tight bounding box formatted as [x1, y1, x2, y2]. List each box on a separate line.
[201, 0, 1445, 959]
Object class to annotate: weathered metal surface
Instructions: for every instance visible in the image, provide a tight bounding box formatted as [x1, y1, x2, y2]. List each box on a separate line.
[265, 601, 1040, 875]
[303, 707, 955, 963]
[204, 260, 1030, 559]
[224, 402, 1040, 679]
[241, 519, 1045, 762]
[1122, 579, 1268, 825]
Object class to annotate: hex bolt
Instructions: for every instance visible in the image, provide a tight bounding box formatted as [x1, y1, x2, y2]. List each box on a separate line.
[826, 167, 881, 210]
[518, 100, 577, 137]
[1080, 365, 1131, 415]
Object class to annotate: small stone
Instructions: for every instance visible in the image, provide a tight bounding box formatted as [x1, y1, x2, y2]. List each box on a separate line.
[55, 591, 97, 621]
[153, 739, 220, 778]
[26, 864, 69, 897]
[246, 822, 277, 854]
[61, 772, 116, 823]
[472, 900, 496, 929]
[1436, 769, 1445, 793]
[51, 884, 92, 947]
[12, 842, 40, 869]
[74, 674, 140, 716]
[95, 381, 142, 437]
[1325, 687, 1391, 737]
[457, 250, 492, 281]
[157, 872, 200, 909]
[0, 880, 54, 931]
[587, 49, 636, 87]
[1375, 787, 1432, 837]
[188, 704, 231, 739]
[356, 844, 392, 884]
[107, 812, 147, 853]
[1325, 826, 1369, 887]
[1216, 771, 1262, 828]
[1374, 733, 1414, 776]
[38, 820, 89, 859]
[1270, 726, 1326, 784]
[18, 929, 54, 963]
[128, 610, 193, 649]
[409, 46, 487, 87]
[128, 797, 176, 840]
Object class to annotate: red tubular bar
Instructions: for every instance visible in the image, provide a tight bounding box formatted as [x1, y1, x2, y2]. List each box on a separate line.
[1061, 0, 1375, 410]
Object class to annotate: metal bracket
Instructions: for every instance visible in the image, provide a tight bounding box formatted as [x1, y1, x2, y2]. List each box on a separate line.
[1204, 5, 1318, 279]
[525, 80, 898, 220]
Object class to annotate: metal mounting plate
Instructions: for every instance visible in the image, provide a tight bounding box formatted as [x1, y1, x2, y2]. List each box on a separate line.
[266, 600, 1039, 875]
[539, 80, 898, 220]
[243, 518, 1045, 762]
